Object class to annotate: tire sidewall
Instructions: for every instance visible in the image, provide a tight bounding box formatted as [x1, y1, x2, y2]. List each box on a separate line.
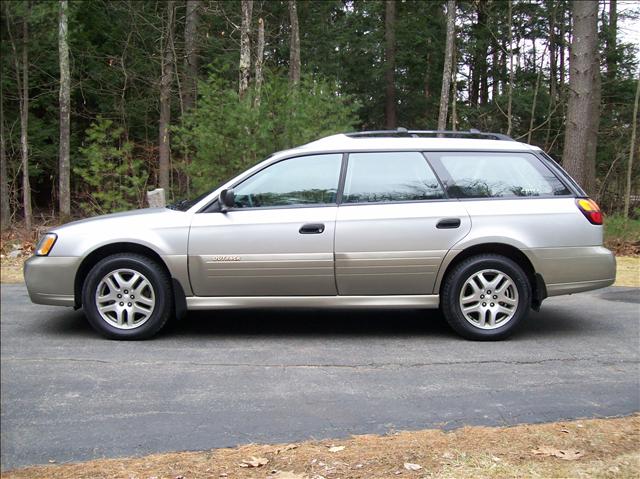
[442, 255, 531, 340]
[82, 254, 172, 340]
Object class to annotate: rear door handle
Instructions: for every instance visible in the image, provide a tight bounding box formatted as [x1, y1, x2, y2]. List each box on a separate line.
[299, 223, 325, 234]
[436, 218, 461, 229]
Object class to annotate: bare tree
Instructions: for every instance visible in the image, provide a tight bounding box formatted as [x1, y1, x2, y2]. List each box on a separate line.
[606, 0, 617, 82]
[238, 0, 253, 98]
[437, 0, 455, 131]
[58, 0, 71, 220]
[158, 0, 175, 193]
[0, 81, 9, 230]
[6, 2, 33, 230]
[288, 0, 300, 85]
[183, 0, 201, 111]
[384, 0, 396, 129]
[254, 17, 265, 107]
[624, 78, 639, 219]
[506, 0, 514, 136]
[450, 42, 457, 131]
[562, 0, 600, 195]
[526, 45, 547, 144]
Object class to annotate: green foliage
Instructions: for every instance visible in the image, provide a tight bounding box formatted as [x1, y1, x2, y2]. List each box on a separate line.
[74, 118, 147, 215]
[605, 212, 640, 243]
[176, 73, 359, 194]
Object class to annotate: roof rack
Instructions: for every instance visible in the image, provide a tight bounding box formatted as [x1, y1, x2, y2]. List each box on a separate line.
[345, 127, 515, 142]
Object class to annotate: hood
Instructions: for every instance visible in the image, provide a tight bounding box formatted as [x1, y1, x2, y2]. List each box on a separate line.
[52, 208, 178, 232]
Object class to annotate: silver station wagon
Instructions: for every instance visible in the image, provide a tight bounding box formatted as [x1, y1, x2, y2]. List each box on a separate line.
[25, 129, 616, 340]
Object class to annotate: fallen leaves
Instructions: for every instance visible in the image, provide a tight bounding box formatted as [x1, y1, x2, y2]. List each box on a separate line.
[273, 443, 298, 455]
[270, 471, 307, 479]
[327, 445, 345, 453]
[403, 462, 422, 471]
[531, 446, 584, 461]
[239, 456, 269, 468]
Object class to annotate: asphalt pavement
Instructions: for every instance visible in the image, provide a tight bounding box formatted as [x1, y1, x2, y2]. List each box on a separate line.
[1, 283, 639, 470]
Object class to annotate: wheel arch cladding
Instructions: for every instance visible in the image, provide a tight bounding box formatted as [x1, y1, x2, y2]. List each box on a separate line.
[74, 243, 179, 310]
[439, 243, 546, 309]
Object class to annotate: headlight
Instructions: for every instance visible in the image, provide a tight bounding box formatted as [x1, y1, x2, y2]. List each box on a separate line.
[35, 233, 57, 256]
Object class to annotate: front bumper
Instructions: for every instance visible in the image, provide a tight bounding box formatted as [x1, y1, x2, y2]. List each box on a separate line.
[24, 256, 81, 307]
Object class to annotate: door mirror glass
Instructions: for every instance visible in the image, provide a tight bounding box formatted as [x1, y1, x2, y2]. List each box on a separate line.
[218, 188, 235, 211]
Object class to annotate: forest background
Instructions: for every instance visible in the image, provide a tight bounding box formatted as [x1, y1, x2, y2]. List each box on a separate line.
[0, 0, 638, 234]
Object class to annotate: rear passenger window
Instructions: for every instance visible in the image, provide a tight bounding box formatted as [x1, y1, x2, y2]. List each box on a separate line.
[343, 152, 444, 203]
[430, 152, 571, 198]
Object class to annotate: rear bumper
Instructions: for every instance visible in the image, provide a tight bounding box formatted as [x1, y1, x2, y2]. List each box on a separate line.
[24, 256, 80, 307]
[526, 246, 616, 297]
[546, 277, 616, 296]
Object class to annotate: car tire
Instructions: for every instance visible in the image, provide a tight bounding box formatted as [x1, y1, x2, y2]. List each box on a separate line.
[82, 253, 174, 340]
[441, 254, 531, 340]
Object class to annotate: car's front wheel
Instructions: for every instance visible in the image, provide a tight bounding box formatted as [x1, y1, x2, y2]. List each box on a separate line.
[82, 253, 173, 339]
[441, 254, 531, 340]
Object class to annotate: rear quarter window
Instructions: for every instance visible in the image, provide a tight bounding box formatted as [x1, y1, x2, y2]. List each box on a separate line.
[428, 152, 571, 198]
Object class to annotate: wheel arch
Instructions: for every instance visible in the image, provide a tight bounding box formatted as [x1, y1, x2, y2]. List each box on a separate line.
[436, 243, 547, 309]
[74, 242, 187, 318]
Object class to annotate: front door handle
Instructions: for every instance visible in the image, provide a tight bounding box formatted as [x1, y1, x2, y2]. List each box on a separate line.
[299, 223, 325, 234]
[436, 218, 461, 229]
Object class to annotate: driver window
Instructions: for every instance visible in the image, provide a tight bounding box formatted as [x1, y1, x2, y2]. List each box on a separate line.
[233, 154, 342, 208]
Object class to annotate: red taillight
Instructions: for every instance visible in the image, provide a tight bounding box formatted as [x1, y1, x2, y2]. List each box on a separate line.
[576, 198, 603, 225]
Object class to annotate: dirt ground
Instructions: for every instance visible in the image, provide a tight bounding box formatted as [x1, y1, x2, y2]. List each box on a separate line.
[2, 415, 638, 479]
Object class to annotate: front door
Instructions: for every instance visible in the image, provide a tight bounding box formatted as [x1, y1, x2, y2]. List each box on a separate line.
[334, 151, 471, 295]
[188, 153, 343, 296]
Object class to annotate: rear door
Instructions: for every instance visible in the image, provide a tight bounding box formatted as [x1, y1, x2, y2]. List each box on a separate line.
[334, 151, 471, 295]
[189, 153, 343, 296]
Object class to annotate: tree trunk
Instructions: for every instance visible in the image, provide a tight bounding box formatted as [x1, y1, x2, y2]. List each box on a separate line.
[507, 0, 514, 136]
[526, 45, 547, 144]
[562, 0, 600, 195]
[450, 42, 457, 131]
[624, 77, 639, 218]
[238, 0, 253, 98]
[0, 81, 9, 230]
[254, 17, 265, 107]
[548, 1, 557, 102]
[606, 0, 617, 82]
[559, 7, 567, 90]
[19, 4, 31, 231]
[58, 0, 71, 220]
[288, 0, 300, 85]
[491, 39, 499, 100]
[384, 0, 396, 129]
[183, 0, 200, 111]
[478, 5, 488, 105]
[158, 0, 175, 193]
[437, 0, 455, 131]
[423, 38, 432, 103]
[545, 1, 558, 148]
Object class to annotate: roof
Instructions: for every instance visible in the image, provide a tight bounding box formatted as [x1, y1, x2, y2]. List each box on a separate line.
[295, 133, 539, 153]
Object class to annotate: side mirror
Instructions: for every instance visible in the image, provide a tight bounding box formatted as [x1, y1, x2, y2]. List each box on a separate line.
[218, 188, 235, 212]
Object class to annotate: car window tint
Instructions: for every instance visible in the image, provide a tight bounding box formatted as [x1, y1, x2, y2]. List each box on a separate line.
[233, 154, 342, 208]
[433, 152, 571, 198]
[343, 152, 444, 204]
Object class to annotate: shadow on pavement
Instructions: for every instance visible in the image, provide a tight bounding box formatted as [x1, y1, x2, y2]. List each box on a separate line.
[36, 306, 605, 342]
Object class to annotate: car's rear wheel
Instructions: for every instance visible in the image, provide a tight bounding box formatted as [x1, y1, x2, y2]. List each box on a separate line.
[441, 254, 531, 340]
[82, 253, 173, 339]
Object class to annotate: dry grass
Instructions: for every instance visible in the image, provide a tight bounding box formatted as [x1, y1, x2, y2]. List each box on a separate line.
[0, 256, 24, 283]
[615, 256, 640, 287]
[2, 415, 638, 479]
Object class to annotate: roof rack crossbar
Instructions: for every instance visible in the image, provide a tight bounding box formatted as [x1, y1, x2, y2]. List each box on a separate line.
[345, 128, 515, 141]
